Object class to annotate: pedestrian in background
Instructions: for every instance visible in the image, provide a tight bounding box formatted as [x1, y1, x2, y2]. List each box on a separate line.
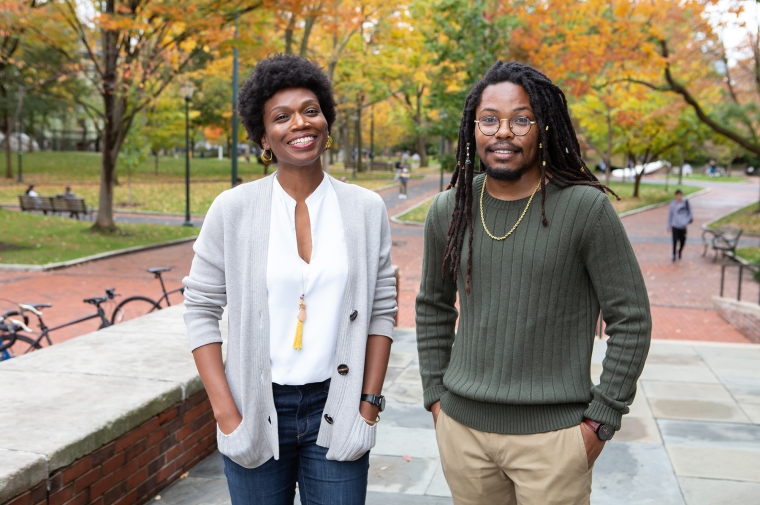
[399, 167, 409, 199]
[667, 189, 692, 262]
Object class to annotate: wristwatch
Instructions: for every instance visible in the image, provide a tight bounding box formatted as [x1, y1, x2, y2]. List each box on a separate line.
[360, 394, 386, 412]
[583, 418, 615, 441]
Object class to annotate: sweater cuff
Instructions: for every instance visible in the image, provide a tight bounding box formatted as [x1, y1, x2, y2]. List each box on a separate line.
[423, 385, 448, 411]
[368, 315, 395, 341]
[583, 400, 623, 431]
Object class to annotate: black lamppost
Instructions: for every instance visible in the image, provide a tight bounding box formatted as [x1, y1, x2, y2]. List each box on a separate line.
[17, 114, 23, 183]
[439, 111, 447, 192]
[180, 83, 194, 227]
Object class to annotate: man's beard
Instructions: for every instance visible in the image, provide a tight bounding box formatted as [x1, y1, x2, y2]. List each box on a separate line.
[482, 160, 530, 181]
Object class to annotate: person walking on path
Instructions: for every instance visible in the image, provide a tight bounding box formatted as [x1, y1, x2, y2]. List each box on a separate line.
[415, 61, 652, 505]
[184, 54, 397, 505]
[667, 189, 692, 262]
[399, 167, 410, 199]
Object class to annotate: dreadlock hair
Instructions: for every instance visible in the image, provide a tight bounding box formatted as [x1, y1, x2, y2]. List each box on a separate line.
[442, 60, 619, 293]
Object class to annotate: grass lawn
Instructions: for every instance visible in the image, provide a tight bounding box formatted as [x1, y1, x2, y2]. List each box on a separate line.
[0, 157, 399, 214]
[709, 202, 760, 235]
[736, 247, 760, 264]
[394, 182, 700, 223]
[0, 151, 423, 184]
[0, 209, 199, 265]
[0, 179, 394, 215]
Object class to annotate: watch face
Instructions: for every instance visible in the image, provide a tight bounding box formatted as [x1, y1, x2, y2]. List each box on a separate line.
[378, 396, 386, 412]
[598, 425, 614, 441]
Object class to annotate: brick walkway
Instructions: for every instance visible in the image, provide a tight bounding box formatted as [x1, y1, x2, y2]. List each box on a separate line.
[623, 182, 760, 343]
[3, 176, 758, 344]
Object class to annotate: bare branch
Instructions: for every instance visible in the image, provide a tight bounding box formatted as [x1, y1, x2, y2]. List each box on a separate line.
[61, 0, 105, 78]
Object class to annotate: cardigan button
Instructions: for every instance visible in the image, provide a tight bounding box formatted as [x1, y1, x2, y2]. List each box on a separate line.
[338, 364, 349, 375]
[324, 414, 333, 424]
[349, 310, 358, 321]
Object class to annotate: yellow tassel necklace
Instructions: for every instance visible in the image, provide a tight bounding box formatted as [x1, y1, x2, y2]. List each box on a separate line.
[293, 264, 310, 350]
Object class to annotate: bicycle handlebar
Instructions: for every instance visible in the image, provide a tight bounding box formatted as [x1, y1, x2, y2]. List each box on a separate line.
[83, 288, 119, 306]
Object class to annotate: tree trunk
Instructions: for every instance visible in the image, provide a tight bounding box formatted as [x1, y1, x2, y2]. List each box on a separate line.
[284, 13, 296, 54]
[3, 107, 11, 179]
[355, 99, 363, 173]
[604, 105, 612, 187]
[300, 15, 316, 57]
[632, 153, 652, 198]
[415, 89, 427, 167]
[94, 0, 119, 232]
[154, 152, 159, 175]
[96, 143, 118, 231]
[340, 121, 349, 168]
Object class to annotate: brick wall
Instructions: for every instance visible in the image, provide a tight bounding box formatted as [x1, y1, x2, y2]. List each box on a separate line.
[713, 296, 760, 344]
[3, 390, 216, 505]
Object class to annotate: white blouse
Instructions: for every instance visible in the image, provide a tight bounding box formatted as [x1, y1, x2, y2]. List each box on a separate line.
[267, 174, 349, 386]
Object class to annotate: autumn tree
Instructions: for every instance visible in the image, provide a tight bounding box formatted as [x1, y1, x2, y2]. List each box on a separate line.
[419, 0, 516, 162]
[30, 0, 262, 231]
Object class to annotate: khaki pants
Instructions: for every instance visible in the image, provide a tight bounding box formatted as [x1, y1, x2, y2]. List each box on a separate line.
[436, 410, 592, 505]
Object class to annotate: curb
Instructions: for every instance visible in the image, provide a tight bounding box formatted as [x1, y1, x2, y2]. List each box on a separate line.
[0, 236, 198, 272]
[390, 195, 435, 226]
[702, 200, 760, 238]
[617, 187, 711, 219]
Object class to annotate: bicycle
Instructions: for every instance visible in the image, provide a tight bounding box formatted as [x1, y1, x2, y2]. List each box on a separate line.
[1, 288, 118, 357]
[111, 267, 185, 324]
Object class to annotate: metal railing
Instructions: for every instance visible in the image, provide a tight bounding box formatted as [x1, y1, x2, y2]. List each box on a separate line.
[720, 260, 760, 304]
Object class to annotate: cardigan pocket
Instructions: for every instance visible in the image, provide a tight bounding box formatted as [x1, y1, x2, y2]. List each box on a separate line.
[217, 420, 259, 468]
[330, 411, 377, 461]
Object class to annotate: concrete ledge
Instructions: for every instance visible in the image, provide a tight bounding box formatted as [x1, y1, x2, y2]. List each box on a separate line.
[712, 296, 760, 344]
[0, 305, 222, 504]
[0, 451, 47, 505]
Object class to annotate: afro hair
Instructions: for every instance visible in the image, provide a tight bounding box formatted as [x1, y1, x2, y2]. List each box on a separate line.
[238, 54, 337, 149]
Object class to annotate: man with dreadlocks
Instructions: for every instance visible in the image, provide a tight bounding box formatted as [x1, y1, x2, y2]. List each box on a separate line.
[415, 61, 651, 505]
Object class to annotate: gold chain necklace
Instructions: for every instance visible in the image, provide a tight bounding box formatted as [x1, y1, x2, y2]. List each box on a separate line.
[479, 176, 541, 241]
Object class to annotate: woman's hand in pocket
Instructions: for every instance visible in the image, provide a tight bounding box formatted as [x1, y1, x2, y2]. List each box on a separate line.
[217, 410, 243, 435]
[580, 422, 606, 469]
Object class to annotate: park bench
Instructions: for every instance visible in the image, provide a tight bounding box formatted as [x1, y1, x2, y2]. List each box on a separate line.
[702, 225, 743, 262]
[18, 195, 54, 215]
[18, 195, 91, 220]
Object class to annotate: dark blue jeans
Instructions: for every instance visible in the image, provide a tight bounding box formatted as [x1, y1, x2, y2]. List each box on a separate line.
[223, 379, 370, 505]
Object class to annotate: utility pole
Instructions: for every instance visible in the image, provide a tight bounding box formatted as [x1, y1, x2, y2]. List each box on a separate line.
[231, 11, 239, 188]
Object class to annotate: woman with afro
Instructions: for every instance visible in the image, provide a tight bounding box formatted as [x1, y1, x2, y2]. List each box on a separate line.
[183, 54, 397, 504]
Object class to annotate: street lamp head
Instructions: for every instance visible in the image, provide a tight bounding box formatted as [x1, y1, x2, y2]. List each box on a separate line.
[180, 82, 194, 100]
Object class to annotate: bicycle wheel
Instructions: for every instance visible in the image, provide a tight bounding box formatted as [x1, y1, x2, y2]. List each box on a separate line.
[0, 333, 41, 358]
[111, 296, 160, 324]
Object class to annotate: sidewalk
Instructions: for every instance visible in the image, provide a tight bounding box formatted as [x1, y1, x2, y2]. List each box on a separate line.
[157, 329, 760, 505]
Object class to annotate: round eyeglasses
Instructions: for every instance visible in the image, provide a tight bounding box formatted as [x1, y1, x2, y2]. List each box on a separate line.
[474, 115, 536, 137]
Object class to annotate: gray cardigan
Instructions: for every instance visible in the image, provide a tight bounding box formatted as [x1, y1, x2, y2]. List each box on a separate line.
[183, 173, 397, 469]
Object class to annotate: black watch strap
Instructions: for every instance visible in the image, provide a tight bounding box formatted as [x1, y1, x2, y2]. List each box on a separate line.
[360, 394, 385, 412]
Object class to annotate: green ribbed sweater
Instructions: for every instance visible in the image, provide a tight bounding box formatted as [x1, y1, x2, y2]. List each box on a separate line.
[416, 174, 651, 434]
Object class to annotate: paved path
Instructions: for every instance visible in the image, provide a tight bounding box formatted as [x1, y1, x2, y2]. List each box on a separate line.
[623, 183, 760, 343]
[157, 329, 760, 505]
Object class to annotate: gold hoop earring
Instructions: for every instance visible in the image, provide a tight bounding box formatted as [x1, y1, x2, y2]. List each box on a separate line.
[260, 149, 273, 165]
[325, 135, 333, 150]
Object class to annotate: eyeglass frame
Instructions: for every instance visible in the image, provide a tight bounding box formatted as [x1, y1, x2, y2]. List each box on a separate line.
[474, 115, 537, 137]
